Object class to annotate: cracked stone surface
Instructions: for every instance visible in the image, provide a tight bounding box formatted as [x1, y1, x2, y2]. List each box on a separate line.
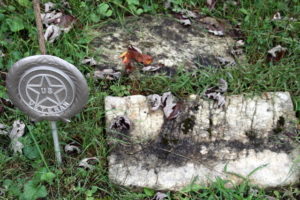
[105, 92, 300, 191]
[91, 15, 243, 73]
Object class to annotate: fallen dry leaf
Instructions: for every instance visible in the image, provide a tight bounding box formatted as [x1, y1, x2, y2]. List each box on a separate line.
[199, 17, 226, 36]
[81, 57, 97, 66]
[142, 65, 162, 72]
[64, 143, 81, 154]
[9, 120, 25, 154]
[178, 18, 192, 26]
[44, 2, 56, 13]
[216, 57, 236, 67]
[152, 192, 168, 200]
[272, 12, 282, 20]
[41, 11, 63, 27]
[44, 24, 62, 43]
[162, 92, 181, 119]
[41, 2, 76, 42]
[53, 15, 76, 32]
[205, 79, 227, 108]
[147, 94, 162, 111]
[120, 45, 153, 65]
[110, 116, 131, 133]
[94, 69, 121, 80]
[78, 157, 99, 170]
[267, 45, 287, 62]
[206, 0, 217, 9]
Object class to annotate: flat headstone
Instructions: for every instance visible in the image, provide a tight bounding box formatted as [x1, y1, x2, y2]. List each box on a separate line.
[92, 15, 243, 72]
[105, 92, 300, 190]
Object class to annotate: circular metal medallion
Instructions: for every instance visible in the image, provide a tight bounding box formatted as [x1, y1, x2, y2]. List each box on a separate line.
[7, 55, 89, 121]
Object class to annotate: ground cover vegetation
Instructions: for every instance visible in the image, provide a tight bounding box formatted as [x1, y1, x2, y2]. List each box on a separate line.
[0, 0, 299, 199]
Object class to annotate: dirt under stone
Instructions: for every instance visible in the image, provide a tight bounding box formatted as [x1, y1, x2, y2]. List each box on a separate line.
[91, 15, 243, 73]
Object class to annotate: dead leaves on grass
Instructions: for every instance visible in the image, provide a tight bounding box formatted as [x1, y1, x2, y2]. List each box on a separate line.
[41, 2, 76, 43]
[78, 157, 99, 170]
[1, 120, 25, 154]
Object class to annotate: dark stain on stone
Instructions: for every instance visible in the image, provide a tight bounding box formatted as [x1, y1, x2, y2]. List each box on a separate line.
[181, 116, 196, 134]
[273, 116, 285, 134]
[193, 54, 221, 68]
[110, 103, 295, 168]
[151, 25, 185, 43]
[245, 130, 257, 140]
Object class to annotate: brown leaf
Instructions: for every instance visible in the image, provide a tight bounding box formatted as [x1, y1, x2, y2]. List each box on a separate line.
[53, 15, 76, 32]
[120, 45, 153, 65]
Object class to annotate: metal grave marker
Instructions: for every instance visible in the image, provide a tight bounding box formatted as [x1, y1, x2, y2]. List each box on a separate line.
[6, 55, 88, 164]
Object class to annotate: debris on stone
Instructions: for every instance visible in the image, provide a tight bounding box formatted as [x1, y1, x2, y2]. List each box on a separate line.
[152, 192, 168, 200]
[216, 57, 236, 66]
[78, 157, 99, 170]
[53, 15, 76, 33]
[205, 79, 227, 107]
[173, 9, 198, 26]
[162, 92, 181, 119]
[93, 15, 243, 72]
[147, 94, 162, 111]
[9, 120, 25, 154]
[94, 69, 121, 80]
[236, 40, 245, 47]
[64, 142, 81, 154]
[267, 45, 287, 62]
[120, 45, 153, 73]
[178, 18, 192, 26]
[199, 17, 227, 36]
[120, 45, 153, 65]
[180, 9, 198, 19]
[81, 57, 97, 66]
[109, 116, 131, 133]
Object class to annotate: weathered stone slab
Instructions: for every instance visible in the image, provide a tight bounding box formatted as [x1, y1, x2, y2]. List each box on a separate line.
[92, 15, 243, 72]
[105, 92, 300, 190]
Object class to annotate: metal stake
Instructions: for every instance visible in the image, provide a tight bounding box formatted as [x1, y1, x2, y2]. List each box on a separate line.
[50, 121, 62, 165]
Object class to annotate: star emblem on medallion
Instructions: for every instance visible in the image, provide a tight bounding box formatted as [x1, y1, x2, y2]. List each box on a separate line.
[27, 75, 66, 107]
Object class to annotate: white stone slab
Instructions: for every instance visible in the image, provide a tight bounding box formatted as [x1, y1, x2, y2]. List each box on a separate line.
[105, 92, 300, 190]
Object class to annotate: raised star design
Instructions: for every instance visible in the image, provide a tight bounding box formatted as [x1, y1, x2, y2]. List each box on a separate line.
[27, 75, 65, 108]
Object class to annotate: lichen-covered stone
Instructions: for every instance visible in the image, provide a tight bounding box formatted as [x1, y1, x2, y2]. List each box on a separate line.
[92, 15, 242, 72]
[105, 92, 300, 190]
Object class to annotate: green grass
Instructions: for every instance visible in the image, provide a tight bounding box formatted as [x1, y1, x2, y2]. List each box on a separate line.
[0, 0, 300, 199]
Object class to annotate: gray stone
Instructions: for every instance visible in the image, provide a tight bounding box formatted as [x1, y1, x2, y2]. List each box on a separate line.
[92, 15, 243, 72]
[105, 92, 300, 191]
